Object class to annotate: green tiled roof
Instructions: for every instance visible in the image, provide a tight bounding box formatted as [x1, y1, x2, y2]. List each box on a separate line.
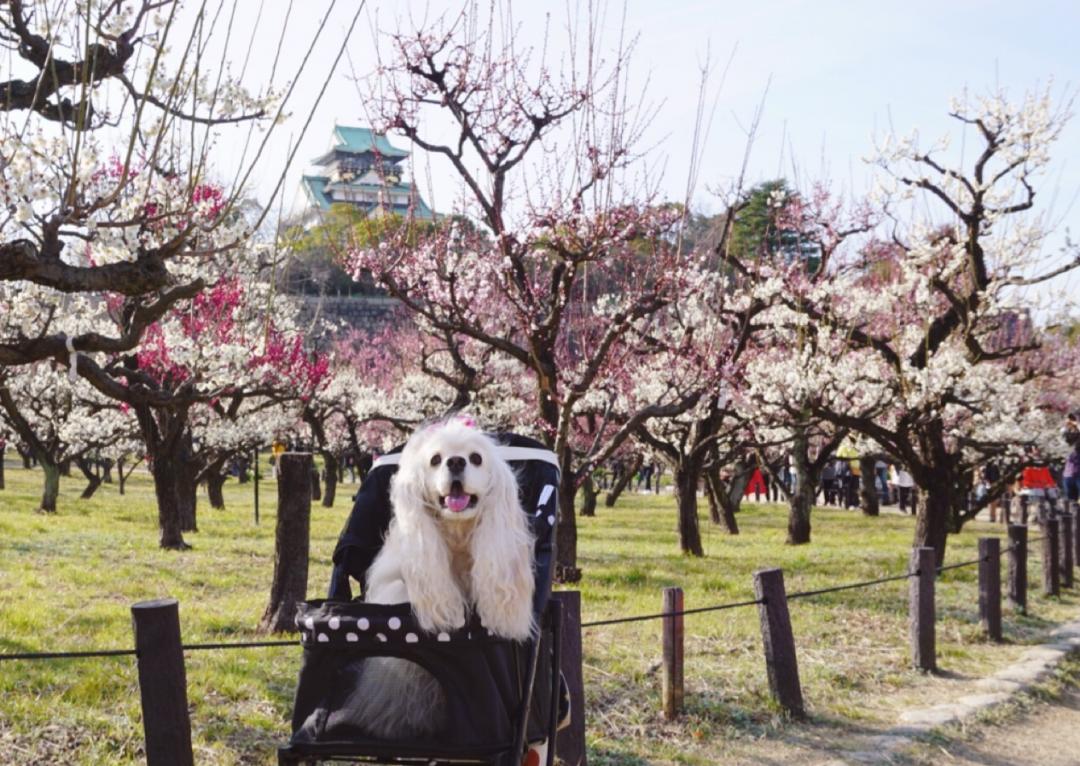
[302, 175, 332, 210]
[333, 126, 410, 158]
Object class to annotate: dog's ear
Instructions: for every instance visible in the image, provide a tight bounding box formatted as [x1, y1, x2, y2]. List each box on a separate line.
[470, 451, 536, 641]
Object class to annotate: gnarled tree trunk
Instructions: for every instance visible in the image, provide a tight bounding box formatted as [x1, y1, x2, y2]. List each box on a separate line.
[39, 459, 60, 513]
[914, 478, 953, 566]
[579, 474, 597, 518]
[604, 453, 642, 508]
[310, 462, 322, 503]
[787, 431, 813, 544]
[176, 436, 198, 533]
[555, 462, 581, 583]
[150, 454, 188, 550]
[674, 464, 704, 556]
[321, 452, 338, 508]
[261, 453, 312, 634]
[75, 458, 103, 500]
[705, 466, 739, 534]
[206, 460, 228, 510]
[859, 456, 879, 517]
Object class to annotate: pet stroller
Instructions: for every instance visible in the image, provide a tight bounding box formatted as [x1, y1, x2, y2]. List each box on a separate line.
[279, 433, 565, 766]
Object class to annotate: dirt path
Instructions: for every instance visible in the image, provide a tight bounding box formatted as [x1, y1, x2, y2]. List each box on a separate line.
[897, 685, 1080, 766]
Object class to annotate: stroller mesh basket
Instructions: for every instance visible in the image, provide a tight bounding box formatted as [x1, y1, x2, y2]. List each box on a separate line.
[280, 433, 563, 766]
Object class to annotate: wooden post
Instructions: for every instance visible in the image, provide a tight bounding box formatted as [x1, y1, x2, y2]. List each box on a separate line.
[1060, 513, 1074, 589]
[909, 546, 936, 672]
[260, 453, 312, 633]
[978, 538, 1002, 642]
[553, 591, 586, 766]
[131, 599, 194, 766]
[1043, 518, 1060, 598]
[661, 587, 684, 720]
[1074, 510, 1080, 575]
[753, 568, 805, 717]
[1007, 524, 1028, 613]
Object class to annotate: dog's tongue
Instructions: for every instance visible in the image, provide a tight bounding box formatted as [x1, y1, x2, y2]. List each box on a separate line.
[445, 490, 470, 513]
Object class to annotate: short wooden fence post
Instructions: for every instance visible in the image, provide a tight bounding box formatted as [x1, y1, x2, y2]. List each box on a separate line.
[661, 587, 684, 720]
[909, 546, 936, 672]
[1008, 524, 1027, 613]
[1043, 518, 1060, 597]
[1074, 510, 1080, 574]
[753, 568, 805, 717]
[978, 538, 1002, 642]
[131, 599, 194, 766]
[1060, 513, 1074, 589]
[553, 591, 586, 766]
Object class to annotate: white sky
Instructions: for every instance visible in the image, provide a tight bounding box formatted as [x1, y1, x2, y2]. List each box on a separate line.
[200, 0, 1080, 296]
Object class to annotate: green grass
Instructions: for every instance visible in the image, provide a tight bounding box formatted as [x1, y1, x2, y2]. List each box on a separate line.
[0, 462, 1076, 764]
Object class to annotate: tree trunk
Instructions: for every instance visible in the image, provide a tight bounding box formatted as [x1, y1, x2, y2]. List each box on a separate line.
[321, 452, 338, 508]
[117, 458, 128, 496]
[705, 466, 721, 524]
[150, 455, 189, 550]
[579, 474, 597, 517]
[19, 448, 31, 469]
[604, 453, 642, 508]
[914, 483, 952, 566]
[207, 469, 227, 510]
[236, 455, 251, 484]
[177, 446, 198, 533]
[39, 459, 60, 513]
[859, 456, 879, 517]
[555, 467, 581, 583]
[75, 458, 103, 500]
[261, 453, 312, 633]
[0, 448, 5, 490]
[674, 465, 704, 556]
[102, 459, 114, 484]
[310, 462, 322, 502]
[706, 468, 739, 534]
[787, 432, 813, 544]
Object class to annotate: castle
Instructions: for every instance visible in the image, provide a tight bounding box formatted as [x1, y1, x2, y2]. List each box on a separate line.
[301, 126, 433, 220]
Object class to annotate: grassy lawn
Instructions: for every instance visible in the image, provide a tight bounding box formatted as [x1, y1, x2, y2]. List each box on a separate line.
[0, 460, 1077, 765]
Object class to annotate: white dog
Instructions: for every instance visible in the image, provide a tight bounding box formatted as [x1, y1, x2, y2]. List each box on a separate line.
[350, 419, 536, 739]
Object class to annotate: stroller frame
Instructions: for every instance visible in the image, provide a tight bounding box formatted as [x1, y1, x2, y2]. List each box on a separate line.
[279, 434, 563, 766]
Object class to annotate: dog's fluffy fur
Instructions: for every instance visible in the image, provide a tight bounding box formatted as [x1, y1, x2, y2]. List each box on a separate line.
[350, 419, 536, 739]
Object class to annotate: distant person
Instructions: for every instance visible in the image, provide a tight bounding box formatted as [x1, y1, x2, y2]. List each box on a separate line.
[894, 466, 915, 513]
[821, 460, 838, 506]
[980, 460, 1002, 520]
[271, 439, 286, 478]
[1065, 414, 1079, 511]
[1019, 450, 1058, 523]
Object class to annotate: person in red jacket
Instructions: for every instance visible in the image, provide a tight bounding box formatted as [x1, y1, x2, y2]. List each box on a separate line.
[1018, 450, 1059, 523]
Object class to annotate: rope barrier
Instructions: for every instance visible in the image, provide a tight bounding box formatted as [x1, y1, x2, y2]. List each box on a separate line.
[786, 571, 914, 601]
[581, 598, 764, 628]
[0, 639, 298, 663]
[183, 640, 296, 652]
[0, 648, 136, 662]
[936, 556, 989, 574]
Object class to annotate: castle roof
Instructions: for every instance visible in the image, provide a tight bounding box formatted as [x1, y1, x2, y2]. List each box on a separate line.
[311, 126, 411, 165]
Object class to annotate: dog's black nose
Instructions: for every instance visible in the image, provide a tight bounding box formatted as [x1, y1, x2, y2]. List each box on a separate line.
[446, 456, 466, 474]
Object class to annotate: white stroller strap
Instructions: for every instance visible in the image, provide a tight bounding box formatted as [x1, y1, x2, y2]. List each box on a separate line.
[371, 446, 559, 472]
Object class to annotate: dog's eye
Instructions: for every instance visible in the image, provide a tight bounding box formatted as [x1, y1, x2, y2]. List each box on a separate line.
[469, 452, 483, 466]
[430, 453, 441, 467]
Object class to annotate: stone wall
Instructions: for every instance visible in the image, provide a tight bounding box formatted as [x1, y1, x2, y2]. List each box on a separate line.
[298, 295, 403, 333]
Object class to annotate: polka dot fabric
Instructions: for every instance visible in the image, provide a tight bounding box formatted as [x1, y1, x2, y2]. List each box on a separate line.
[294, 601, 516, 649]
